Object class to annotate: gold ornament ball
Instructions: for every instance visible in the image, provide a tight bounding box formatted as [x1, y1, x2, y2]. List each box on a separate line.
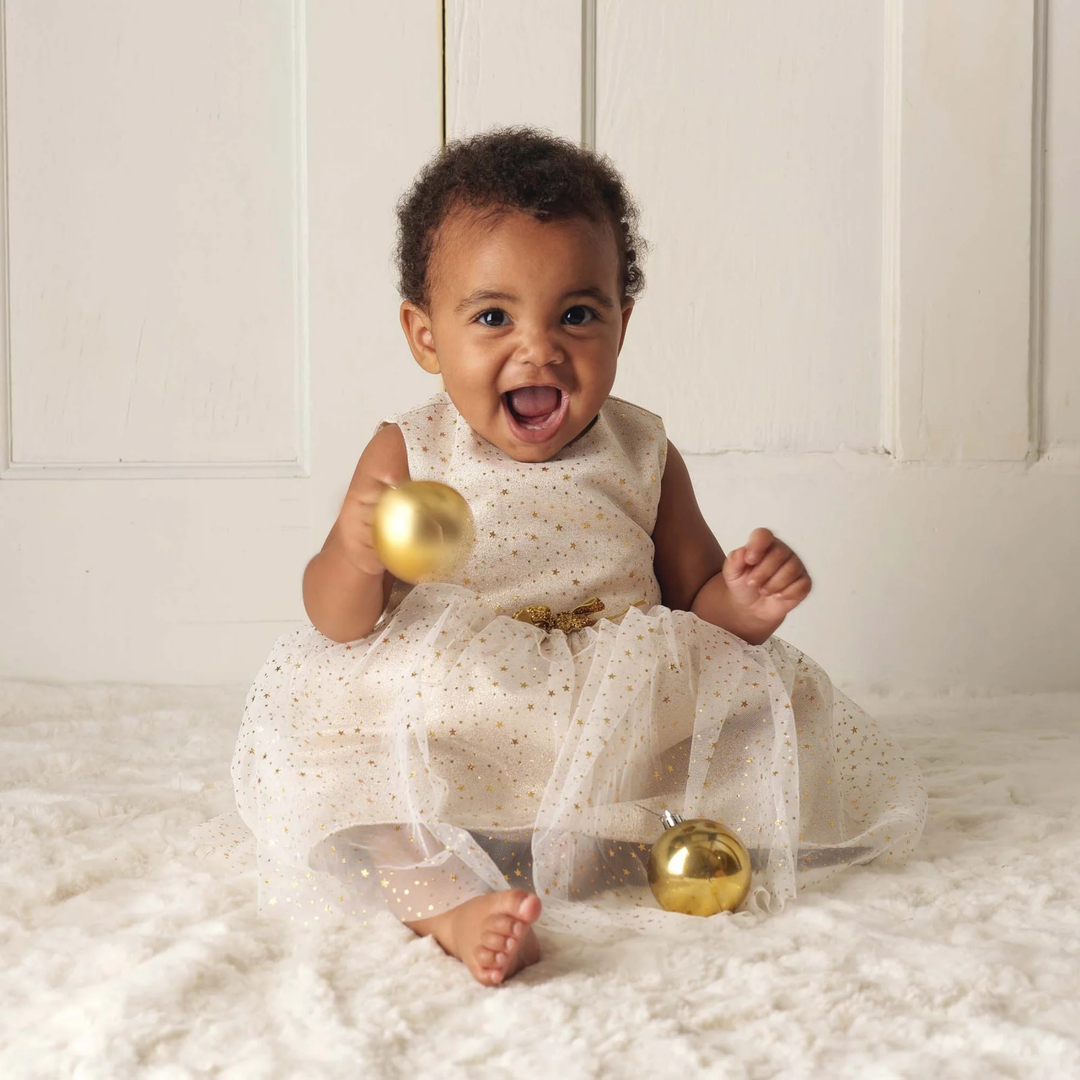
[647, 812, 752, 917]
[373, 481, 474, 584]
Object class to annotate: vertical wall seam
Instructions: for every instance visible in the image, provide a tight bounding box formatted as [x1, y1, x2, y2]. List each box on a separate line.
[1028, 0, 1049, 463]
[440, 0, 447, 147]
[581, 0, 596, 149]
[879, 0, 903, 459]
[0, 0, 11, 474]
[292, 0, 311, 477]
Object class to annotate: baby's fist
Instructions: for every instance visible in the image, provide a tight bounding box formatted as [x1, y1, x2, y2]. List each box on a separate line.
[723, 528, 812, 617]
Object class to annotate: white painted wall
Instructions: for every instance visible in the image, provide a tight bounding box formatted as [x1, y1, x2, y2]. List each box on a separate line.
[1, 1, 1077, 694]
[0, 1, 439, 682]
[446, 0, 1080, 694]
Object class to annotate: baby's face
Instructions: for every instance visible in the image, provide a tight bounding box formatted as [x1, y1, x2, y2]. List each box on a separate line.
[400, 208, 633, 462]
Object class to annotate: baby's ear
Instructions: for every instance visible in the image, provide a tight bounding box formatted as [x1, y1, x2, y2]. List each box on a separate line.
[617, 298, 635, 353]
[400, 301, 441, 374]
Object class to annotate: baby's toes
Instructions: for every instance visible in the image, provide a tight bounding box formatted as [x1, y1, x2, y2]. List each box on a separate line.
[474, 944, 506, 971]
[483, 913, 520, 940]
[481, 929, 514, 957]
[472, 947, 511, 986]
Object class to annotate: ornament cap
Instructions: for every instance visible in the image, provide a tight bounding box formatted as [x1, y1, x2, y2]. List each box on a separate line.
[659, 809, 684, 830]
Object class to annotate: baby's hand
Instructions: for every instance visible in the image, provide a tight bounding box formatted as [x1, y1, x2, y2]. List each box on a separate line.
[332, 465, 404, 578]
[722, 528, 812, 623]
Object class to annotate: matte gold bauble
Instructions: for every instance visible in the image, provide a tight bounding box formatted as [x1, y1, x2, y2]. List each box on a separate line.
[372, 481, 474, 584]
[647, 810, 752, 916]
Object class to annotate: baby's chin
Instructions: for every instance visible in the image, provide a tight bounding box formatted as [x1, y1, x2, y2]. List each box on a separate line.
[450, 393, 585, 462]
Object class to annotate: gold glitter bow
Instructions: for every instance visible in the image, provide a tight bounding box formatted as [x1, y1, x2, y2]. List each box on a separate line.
[514, 597, 606, 634]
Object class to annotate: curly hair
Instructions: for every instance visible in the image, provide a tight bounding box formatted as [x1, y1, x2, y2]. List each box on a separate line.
[395, 127, 646, 309]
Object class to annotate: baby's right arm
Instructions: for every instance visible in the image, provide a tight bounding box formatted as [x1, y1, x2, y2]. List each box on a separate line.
[302, 423, 409, 643]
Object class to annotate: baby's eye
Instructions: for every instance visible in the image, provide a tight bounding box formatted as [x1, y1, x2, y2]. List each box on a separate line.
[476, 309, 510, 328]
[562, 305, 597, 326]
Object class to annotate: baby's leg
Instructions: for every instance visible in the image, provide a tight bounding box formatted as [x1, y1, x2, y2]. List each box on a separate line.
[405, 890, 542, 987]
[312, 825, 542, 986]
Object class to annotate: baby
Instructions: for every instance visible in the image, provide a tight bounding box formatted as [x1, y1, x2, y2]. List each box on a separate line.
[232, 128, 926, 986]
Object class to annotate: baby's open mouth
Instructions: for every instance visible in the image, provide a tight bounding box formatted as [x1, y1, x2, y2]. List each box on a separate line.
[503, 386, 569, 442]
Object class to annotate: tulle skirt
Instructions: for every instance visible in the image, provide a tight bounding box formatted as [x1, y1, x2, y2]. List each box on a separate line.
[226, 584, 926, 934]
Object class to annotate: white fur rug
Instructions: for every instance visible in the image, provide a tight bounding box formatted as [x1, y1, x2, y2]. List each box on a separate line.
[2, 682, 1079, 1079]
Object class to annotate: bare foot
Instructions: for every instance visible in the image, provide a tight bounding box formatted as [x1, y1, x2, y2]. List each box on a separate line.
[405, 889, 542, 986]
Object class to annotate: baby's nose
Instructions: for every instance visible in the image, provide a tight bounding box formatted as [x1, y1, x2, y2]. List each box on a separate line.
[515, 326, 564, 367]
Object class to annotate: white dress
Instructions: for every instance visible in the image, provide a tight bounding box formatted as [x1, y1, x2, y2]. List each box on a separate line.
[229, 392, 926, 934]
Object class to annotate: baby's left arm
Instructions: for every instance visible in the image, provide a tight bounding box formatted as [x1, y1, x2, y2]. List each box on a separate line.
[652, 442, 812, 645]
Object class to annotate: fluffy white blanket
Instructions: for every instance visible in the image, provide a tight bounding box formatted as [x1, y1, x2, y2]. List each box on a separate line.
[2, 683, 1078, 1079]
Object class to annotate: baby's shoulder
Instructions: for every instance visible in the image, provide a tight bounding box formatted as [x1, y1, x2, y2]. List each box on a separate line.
[381, 390, 454, 433]
[602, 396, 665, 433]
[599, 397, 667, 464]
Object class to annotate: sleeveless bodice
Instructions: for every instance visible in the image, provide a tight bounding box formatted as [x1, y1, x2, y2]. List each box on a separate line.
[381, 392, 668, 622]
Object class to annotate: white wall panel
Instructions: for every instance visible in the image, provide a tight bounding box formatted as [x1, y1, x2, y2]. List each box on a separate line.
[0, 1, 441, 683]
[894, 0, 1034, 462]
[445, 0, 581, 143]
[5, 0, 305, 469]
[1043, 0, 1080, 454]
[597, 0, 884, 454]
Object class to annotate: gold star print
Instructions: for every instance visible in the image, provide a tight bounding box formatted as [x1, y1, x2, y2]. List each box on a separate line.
[511, 738, 519, 745]
[448, 727, 457, 735]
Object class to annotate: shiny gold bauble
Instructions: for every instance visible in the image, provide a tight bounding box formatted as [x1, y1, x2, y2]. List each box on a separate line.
[372, 481, 474, 584]
[647, 811, 752, 916]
